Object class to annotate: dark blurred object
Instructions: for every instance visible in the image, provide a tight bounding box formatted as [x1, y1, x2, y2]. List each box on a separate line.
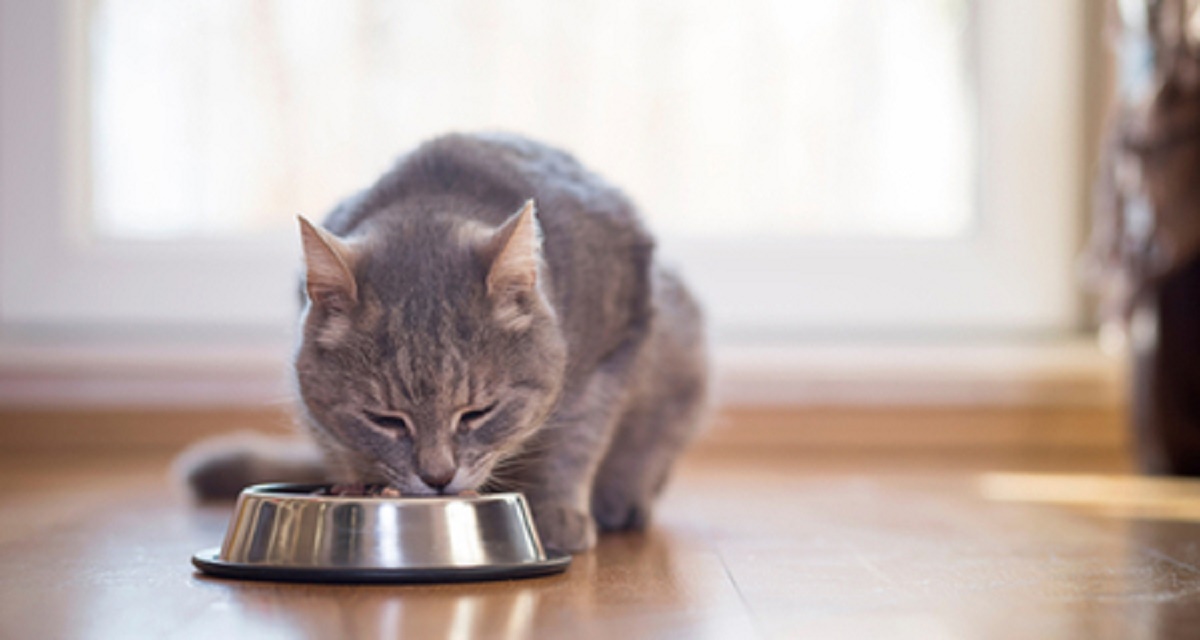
[1089, 0, 1200, 474]
[1130, 254, 1200, 473]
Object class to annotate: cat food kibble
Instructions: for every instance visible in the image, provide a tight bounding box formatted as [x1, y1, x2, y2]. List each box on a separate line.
[316, 484, 399, 497]
[312, 484, 477, 498]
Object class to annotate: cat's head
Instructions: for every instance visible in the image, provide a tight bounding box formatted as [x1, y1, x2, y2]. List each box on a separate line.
[292, 201, 567, 495]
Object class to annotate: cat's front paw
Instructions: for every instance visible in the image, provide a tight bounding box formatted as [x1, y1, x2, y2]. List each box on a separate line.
[592, 485, 653, 532]
[530, 502, 597, 553]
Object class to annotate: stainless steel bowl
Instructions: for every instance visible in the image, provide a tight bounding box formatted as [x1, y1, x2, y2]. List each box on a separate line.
[192, 483, 570, 583]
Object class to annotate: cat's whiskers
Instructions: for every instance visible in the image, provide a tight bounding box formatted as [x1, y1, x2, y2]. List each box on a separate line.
[375, 464, 420, 494]
[481, 467, 534, 493]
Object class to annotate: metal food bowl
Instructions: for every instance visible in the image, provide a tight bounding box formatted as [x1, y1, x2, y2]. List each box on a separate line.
[192, 483, 570, 583]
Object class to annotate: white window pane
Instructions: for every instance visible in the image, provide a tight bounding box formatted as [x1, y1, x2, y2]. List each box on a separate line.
[89, 0, 974, 240]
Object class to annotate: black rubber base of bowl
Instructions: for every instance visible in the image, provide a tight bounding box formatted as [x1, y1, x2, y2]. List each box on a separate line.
[192, 548, 571, 584]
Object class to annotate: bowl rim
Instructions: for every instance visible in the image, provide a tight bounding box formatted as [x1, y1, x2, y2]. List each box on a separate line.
[238, 482, 526, 505]
[192, 546, 572, 583]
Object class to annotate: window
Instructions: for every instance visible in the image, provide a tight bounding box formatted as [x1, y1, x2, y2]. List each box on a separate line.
[90, 0, 974, 241]
[0, 0, 1085, 340]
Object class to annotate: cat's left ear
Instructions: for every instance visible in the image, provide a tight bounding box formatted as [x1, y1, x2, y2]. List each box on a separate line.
[297, 216, 358, 313]
[483, 200, 544, 327]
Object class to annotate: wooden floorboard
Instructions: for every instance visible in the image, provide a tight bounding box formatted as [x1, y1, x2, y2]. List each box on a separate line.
[6, 438, 1200, 639]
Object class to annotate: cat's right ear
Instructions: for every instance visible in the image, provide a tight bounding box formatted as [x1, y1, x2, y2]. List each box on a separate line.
[481, 200, 545, 330]
[298, 216, 358, 313]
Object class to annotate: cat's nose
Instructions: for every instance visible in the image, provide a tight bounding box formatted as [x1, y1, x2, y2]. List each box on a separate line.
[418, 468, 455, 491]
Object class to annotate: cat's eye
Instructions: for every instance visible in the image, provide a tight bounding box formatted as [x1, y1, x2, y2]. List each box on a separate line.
[364, 411, 412, 437]
[457, 403, 497, 431]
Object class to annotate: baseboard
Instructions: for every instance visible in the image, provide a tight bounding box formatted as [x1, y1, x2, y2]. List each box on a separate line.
[0, 404, 1128, 457]
[0, 406, 299, 453]
[700, 405, 1126, 452]
[0, 338, 1123, 408]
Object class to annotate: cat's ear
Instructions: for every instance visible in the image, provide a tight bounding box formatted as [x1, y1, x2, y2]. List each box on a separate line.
[484, 200, 544, 328]
[298, 216, 358, 313]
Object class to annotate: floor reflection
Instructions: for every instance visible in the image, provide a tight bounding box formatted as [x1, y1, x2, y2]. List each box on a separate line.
[1129, 519, 1200, 640]
[979, 471, 1200, 639]
[978, 472, 1200, 521]
[194, 527, 700, 639]
[200, 578, 544, 639]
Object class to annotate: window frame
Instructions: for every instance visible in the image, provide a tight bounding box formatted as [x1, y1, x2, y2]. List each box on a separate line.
[0, 0, 1086, 342]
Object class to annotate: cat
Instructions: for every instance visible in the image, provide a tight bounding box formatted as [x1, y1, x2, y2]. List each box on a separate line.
[179, 133, 708, 552]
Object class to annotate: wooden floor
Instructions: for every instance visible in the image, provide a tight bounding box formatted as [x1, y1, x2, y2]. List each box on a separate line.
[5, 445, 1200, 639]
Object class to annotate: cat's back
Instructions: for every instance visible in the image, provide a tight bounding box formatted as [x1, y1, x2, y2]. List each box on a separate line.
[326, 133, 650, 249]
[324, 133, 657, 367]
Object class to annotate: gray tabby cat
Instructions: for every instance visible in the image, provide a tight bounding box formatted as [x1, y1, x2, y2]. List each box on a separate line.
[182, 133, 707, 552]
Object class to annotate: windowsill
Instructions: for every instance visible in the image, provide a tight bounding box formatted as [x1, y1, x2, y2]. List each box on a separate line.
[714, 337, 1124, 408]
[0, 335, 1123, 409]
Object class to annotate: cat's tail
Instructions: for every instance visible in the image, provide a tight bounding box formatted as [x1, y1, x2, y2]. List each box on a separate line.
[172, 432, 329, 501]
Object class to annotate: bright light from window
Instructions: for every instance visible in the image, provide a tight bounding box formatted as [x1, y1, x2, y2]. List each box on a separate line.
[89, 0, 974, 240]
